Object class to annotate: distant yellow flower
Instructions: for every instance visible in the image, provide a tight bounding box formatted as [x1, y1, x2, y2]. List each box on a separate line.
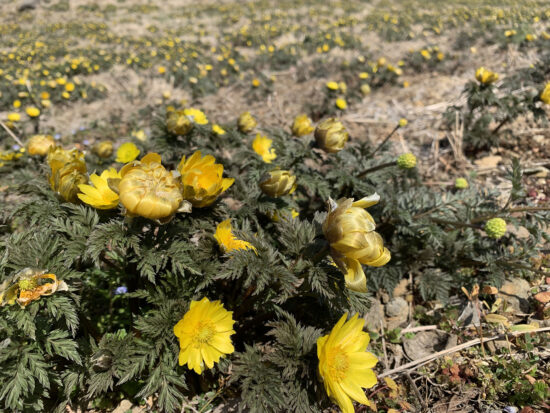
[178, 150, 234, 207]
[26, 107, 40, 118]
[252, 78, 261, 87]
[335, 98, 347, 110]
[116, 142, 140, 163]
[78, 168, 120, 209]
[360, 84, 371, 96]
[323, 194, 390, 292]
[212, 124, 226, 135]
[214, 219, 256, 253]
[7, 113, 21, 122]
[540, 82, 550, 104]
[525, 33, 536, 42]
[0, 268, 68, 308]
[475, 67, 499, 85]
[238, 111, 257, 133]
[259, 169, 297, 198]
[359, 72, 369, 79]
[252, 133, 277, 163]
[317, 313, 378, 413]
[184, 108, 208, 125]
[398, 118, 408, 127]
[13, 99, 21, 108]
[291, 114, 314, 137]
[65, 82, 75, 92]
[174, 297, 235, 374]
[132, 130, 147, 141]
[158, 66, 166, 74]
[504, 29, 516, 37]
[167, 110, 193, 135]
[27, 134, 55, 156]
[420, 49, 431, 59]
[119, 153, 184, 220]
[326, 81, 339, 90]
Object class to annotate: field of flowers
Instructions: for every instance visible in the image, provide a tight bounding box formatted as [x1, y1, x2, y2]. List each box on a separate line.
[0, 0, 549, 411]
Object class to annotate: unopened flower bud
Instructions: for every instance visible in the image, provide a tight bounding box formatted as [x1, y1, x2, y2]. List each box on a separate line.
[396, 153, 417, 169]
[455, 178, 469, 189]
[259, 169, 297, 197]
[314, 118, 349, 153]
[485, 218, 507, 239]
[93, 141, 114, 158]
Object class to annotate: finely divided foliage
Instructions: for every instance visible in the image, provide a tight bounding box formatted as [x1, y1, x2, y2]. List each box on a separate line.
[1, 1, 550, 412]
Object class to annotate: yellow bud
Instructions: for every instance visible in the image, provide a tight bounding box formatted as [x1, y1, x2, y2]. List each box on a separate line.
[314, 118, 349, 153]
[540, 82, 550, 104]
[475, 67, 499, 85]
[259, 169, 297, 198]
[93, 141, 114, 158]
[397, 153, 417, 169]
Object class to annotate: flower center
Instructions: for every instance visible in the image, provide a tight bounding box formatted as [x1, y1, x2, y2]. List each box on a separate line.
[327, 348, 349, 382]
[18, 278, 38, 291]
[192, 321, 215, 347]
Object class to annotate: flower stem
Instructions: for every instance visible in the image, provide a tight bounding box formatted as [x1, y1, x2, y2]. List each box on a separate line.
[370, 125, 400, 157]
[357, 161, 396, 178]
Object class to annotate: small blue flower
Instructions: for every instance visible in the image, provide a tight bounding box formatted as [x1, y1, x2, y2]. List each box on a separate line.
[79, 126, 86, 131]
[54, 133, 61, 140]
[114, 286, 128, 295]
[82, 139, 90, 146]
[12, 144, 21, 151]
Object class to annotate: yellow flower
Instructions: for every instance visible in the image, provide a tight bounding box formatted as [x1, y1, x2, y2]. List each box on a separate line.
[252, 133, 277, 163]
[93, 141, 114, 158]
[78, 168, 120, 209]
[116, 142, 140, 163]
[485, 218, 507, 239]
[360, 84, 371, 96]
[47, 146, 88, 203]
[119, 153, 184, 220]
[13, 99, 21, 108]
[0, 268, 68, 308]
[398, 118, 408, 127]
[317, 313, 378, 413]
[322, 194, 390, 292]
[238, 111, 257, 133]
[359, 72, 369, 79]
[504, 29, 516, 37]
[158, 66, 166, 74]
[420, 49, 431, 59]
[475, 67, 499, 85]
[252, 78, 260, 87]
[212, 124, 226, 135]
[540, 82, 550, 104]
[65, 82, 75, 92]
[259, 169, 297, 198]
[326, 81, 339, 90]
[174, 297, 235, 374]
[27, 135, 54, 156]
[335, 98, 347, 110]
[167, 110, 193, 135]
[214, 219, 256, 253]
[132, 129, 147, 141]
[26, 107, 41, 118]
[314, 118, 349, 153]
[525, 33, 536, 42]
[7, 113, 21, 122]
[184, 108, 209, 125]
[178, 150, 234, 207]
[455, 177, 469, 189]
[291, 114, 314, 137]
